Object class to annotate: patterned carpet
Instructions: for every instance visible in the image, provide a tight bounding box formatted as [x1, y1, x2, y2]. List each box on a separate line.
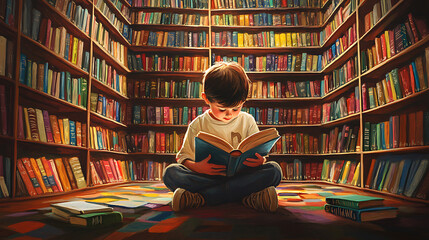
[0, 182, 428, 240]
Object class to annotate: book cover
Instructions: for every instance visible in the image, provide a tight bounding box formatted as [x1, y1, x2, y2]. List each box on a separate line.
[51, 201, 113, 215]
[325, 194, 384, 209]
[195, 128, 280, 177]
[324, 204, 398, 222]
[69, 211, 122, 228]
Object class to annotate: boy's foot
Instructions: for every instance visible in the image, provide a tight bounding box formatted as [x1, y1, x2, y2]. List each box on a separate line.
[242, 186, 278, 212]
[171, 188, 205, 212]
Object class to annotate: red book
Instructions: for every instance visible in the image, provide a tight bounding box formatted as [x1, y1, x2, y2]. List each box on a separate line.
[21, 157, 43, 195]
[399, 67, 412, 96]
[380, 34, 387, 61]
[17, 158, 38, 196]
[408, 64, 416, 94]
[108, 158, 119, 182]
[408, 112, 416, 146]
[44, 19, 52, 48]
[102, 159, 115, 182]
[408, 13, 420, 43]
[42, 110, 54, 143]
[346, 162, 357, 184]
[41, 157, 59, 193]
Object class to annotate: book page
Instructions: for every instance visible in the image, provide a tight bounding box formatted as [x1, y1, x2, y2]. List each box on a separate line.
[238, 128, 280, 153]
[196, 131, 234, 153]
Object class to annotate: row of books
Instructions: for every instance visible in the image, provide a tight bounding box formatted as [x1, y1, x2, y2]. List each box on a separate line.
[127, 79, 203, 99]
[249, 80, 321, 99]
[280, 160, 323, 181]
[362, 56, 428, 111]
[132, 105, 204, 125]
[19, 56, 89, 109]
[17, 106, 87, 147]
[212, 53, 323, 72]
[89, 92, 125, 124]
[365, 154, 429, 199]
[321, 86, 360, 123]
[0, 85, 7, 136]
[46, 0, 92, 36]
[90, 159, 169, 184]
[322, 0, 341, 21]
[95, 0, 132, 43]
[320, 125, 360, 154]
[363, 111, 429, 151]
[23, 7, 90, 72]
[131, 12, 208, 26]
[89, 126, 127, 152]
[360, 13, 427, 73]
[211, 11, 323, 27]
[16, 156, 87, 197]
[363, 0, 393, 33]
[243, 105, 322, 125]
[93, 18, 126, 64]
[0, 155, 11, 198]
[321, 159, 361, 186]
[212, 0, 321, 9]
[211, 31, 320, 48]
[321, 24, 356, 66]
[128, 54, 209, 72]
[108, 0, 131, 21]
[321, 56, 358, 97]
[319, 0, 356, 44]
[132, 30, 208, 47]
[271, 133, 319, 154]
[125, 131, 185, 153]
[0, 0, 15, 27]
[92, 56, 128, 97]
[132, 0, 208, 8]
[0, 35, 14, 78]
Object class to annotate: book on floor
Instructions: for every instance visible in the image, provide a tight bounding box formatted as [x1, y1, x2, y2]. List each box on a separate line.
[69, 211, 123, 228]
[195, 128, 280, 177]
[106, 200, 150, 213]
[325, 194, 385, 209]
[51, 201, 113, 215]
[324, 204, 398, 222]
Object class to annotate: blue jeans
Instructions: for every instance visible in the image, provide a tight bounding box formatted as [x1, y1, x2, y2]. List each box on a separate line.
[163, 161, 283, 206]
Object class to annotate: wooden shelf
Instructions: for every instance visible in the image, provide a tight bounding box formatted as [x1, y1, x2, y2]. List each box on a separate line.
[362, 187, 429, 204]
[269, 152, 360, 157]
[0, 76, 16, 85]
[128, 71, 205, 77]
[127, 152, 176, 156]
[129, 124, 188, 128]
[17, 139, 88, 151]
[104, 0, 132, 25]
[0, 135, 14, 141]
[0, 20, 18, 39]
[363, 145, 429, 154]
[210, 7, 322, 13]
[133, 24, 209, 30]
[211, 46, 321, 52]
[120, 0, 131, 8]
[93, 6, 130, 46]
[360, 35, 429, 80]
[259, 124, 322, 128]
[19, 84, 87, 113]
[90, 77, 129, 101]
[321, 10, 357, 49]
[322, 42, 358, 73]
[362, 88, 429, 115]
[210, 25, 321, 30]
[321, 112, 361, 128]
[246, 71, 323, 75]
[359, 0, 408, 42]
[247, 97, 322, 102]
[90, 111, 127, 129]
[129, 98, 205, 104]
[89, 149, 128, 155]
[129, 46, 210, 53]
[321, 0, 347, 27]
[322, 77, 359, 102]
[132, 7, 209, 12]
[20, 34, 89, 77]
[93, 41, 130, 74]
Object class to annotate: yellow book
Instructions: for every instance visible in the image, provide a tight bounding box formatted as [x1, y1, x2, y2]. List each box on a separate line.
[23, 107, 32, 140]
[71, 37, 79, 64]
[248, 33, 254, 47]
[244, 14, 249, 26]
[35, 158, 53, 193]
[385, 31, 391, 59]
[54, 28, 61, 54]
[54, 158, 72, 192]
[292, 33, 297, 47]
[350, 162, 361, 186]
[30, 158, 48, 193]
[63, 118, 70, 145]
[68, 157, 87, 189]
[35, 109, 47, 142]
[239, 15, 245, 26]
[381, 79, 390, 103]
[384, 121, 390, 149]
[340, 161, 351, 184]
[275, 33, 280, 47]
[237, 33, 244, 47]
[388, 72, 397, 100]
[47, 69, 53, 95]
[243, 33, 249, 47]
[92, 126, 98, 150]
[257, 81, 263, 98]
[286, 33, 292, 47]
[280, 33, 286, 47]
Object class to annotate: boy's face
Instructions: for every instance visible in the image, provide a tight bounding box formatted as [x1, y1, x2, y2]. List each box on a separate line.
[209, 102, 243, 123]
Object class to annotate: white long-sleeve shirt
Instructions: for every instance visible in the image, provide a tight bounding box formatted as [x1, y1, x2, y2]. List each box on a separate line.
[176, 110, 259, 164]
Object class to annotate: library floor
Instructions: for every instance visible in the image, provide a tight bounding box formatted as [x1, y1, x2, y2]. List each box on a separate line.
[0, 182, 428, 240]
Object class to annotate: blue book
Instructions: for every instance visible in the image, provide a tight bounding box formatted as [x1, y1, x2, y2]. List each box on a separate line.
[255, 107, 260, 124]
[397, 159, 412, 194]
[59, 72, 65, 100]
[5, 0, 14, 26]
[380, 122, 386, 149]
[267, 108, 273, 124]
[371, 159, 384, 189]
[411, 61, 420, 92]
[69, 120, 76, 146]
[133, 106, 141, 124]
[31, 9, 41, 41]
[301, 53, 307, 71]
[325, 204, 398, 222]
[64, 33, 70, 60]
[195, 128, 280, 177]
[66, 72, 72, 102]
[267, 14, 273, 26]
[274, 108, 279, 125]
[97, 130, 103, 149]
[317, 55, 322, 71]
[129, 161, 134, 181]
[287, 54, 292, 71]
[43, 62, 49, 93]
[404, 158, 421, 194]
[19, 54, 27, 84]
[286, 14, 291, 26]
[389, 116, 394, 149]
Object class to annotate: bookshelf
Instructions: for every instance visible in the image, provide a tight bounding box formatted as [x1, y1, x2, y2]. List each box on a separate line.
[0, 0, 428, 203]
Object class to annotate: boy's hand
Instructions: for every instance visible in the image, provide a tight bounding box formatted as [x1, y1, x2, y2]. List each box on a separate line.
[184, 155, 226, 176]
[243, 153, 266, 167]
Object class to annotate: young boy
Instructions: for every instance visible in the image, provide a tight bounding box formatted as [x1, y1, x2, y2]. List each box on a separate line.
[163, 62, 282, 212]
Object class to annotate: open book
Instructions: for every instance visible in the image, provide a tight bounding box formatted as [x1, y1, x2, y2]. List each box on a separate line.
[195, 128, 280, 177]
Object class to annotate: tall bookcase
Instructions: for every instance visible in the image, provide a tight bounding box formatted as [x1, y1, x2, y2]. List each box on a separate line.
[0, 0, 428, 203]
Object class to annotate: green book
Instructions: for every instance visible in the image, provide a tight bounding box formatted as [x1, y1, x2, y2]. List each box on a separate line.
[370, 123, 377, 151]
[325, 194, 384, 209]
[69, 211, 123, 227]
[324, 204, 397, 222]
[363, 122, 371, 151]
[378, 161, 391, 191]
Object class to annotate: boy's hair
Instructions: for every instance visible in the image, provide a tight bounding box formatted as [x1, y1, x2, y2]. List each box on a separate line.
[202, 61, 251, 107]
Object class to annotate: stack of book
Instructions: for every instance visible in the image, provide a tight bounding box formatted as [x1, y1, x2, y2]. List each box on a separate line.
[324, 195, 398, 222]
[50, 201, 123, 228]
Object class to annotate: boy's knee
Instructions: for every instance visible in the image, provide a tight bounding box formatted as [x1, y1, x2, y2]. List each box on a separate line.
[265, 161, 283, 185]
[163, 163, 182, 180]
